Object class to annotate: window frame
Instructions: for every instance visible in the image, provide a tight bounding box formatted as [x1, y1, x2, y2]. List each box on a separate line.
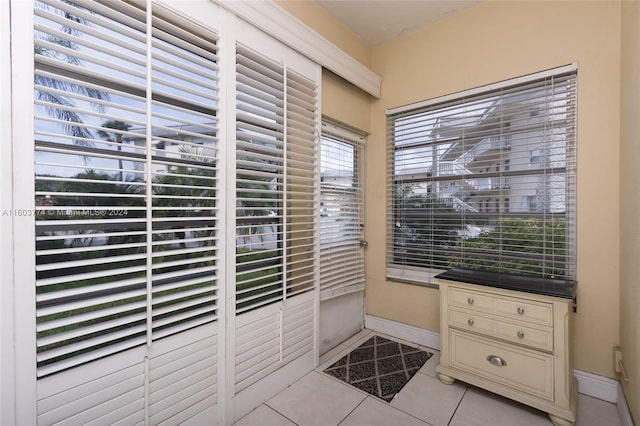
[386, 64, 577, 286]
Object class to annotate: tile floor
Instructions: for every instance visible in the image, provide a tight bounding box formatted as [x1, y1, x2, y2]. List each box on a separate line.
[235, 329, 623, 426]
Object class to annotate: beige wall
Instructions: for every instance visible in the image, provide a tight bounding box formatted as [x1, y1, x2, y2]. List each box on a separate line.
[276, 1, 373, 132]
[620, 0, 639, 419]
[367, 0, 622, 378]
[321, 70, 372, 133]
[275, 0, 371, 68]
[278, 0, 627, 380]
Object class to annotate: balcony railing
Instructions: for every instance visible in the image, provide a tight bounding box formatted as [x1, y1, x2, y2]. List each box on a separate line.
[460, 134, 511, 166]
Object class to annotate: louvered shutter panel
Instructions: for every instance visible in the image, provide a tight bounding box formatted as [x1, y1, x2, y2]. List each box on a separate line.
[34, 0, 150, 377]
[319, 124, 365, 300]
[232, 38, 318, 398]
[284, 68, 318, 298]
[34, 0, 219, 377]
[235, 44, 286, 314]
[235, 43, 318, 313]
[149, 10, 219, 340]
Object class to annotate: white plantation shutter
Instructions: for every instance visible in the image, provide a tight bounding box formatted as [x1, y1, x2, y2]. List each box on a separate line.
[283, 67, 318, 298]
[149, 11, 219, 340]
[236, 44, 286, 313]
[387, 66, 577, 284]
[320, 122, 365, 300]
[232, 36, 318, 399]
[235, 43, 318, 314]
[25, 0, 320, 422]
[34, 0, 219, 377]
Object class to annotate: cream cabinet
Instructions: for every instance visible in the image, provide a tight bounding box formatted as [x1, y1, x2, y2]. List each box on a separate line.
[436, 277, 577, 426]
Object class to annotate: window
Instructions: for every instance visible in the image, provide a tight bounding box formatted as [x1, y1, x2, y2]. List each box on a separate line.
[34, 0, 219, 377]
[530, 149, 541, 164]
[319, 121, 365, 300]
[523, 195, 539, 212]
[387, 65, 577, 284]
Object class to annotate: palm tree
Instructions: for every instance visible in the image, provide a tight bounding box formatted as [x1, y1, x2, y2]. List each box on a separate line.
[97, 120, 132, 181]
[34, 1, 110, 145]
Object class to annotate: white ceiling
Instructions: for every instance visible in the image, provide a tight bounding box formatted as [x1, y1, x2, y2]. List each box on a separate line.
[315, 0, 484, 47]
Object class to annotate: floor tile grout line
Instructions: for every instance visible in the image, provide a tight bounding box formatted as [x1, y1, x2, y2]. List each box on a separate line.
[336, 394, 368, 426]
[263, 402, 301, 426]
[388, 401, 438, 426]
[446, 383, 470, 426]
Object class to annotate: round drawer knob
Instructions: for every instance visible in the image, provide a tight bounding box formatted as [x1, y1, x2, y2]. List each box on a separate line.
[467, 297, 474, 305]
[517, 306, 525, 315]
[467, 319, 474, 326]
[517, 331, 525, 338]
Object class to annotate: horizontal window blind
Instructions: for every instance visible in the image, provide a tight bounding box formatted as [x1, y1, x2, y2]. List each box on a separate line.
[387, 66, 577, 283]
[320, 122, 365, 300]
[235, 43, 318, 314]
[34, 0, 219, 376]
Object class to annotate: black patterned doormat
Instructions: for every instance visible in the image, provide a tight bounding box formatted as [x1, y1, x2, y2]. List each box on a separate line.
[323, 335, 432, 402]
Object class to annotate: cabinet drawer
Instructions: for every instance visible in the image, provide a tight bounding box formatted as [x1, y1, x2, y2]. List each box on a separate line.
[449, 309, 553, 351]
[449, 330, 554, 401]
[496, 298, 552, 326]
[449, 288, 495, 313]
[449, 287, 553, 326]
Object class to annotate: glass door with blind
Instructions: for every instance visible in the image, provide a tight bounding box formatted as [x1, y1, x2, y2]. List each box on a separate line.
[320, 122, 365, 300]
[319, 121, 366, 353]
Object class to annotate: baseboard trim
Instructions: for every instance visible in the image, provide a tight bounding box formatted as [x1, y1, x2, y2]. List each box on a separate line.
[617, 382, 635, 426]
[364, 314, 630, 411]
[364, 315, 440, 350]
[573, 369, 618, 403]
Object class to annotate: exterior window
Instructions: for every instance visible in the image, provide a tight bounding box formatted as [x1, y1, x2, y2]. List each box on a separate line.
[523, 195, 539, 212]
[530, 149, 541, 164]
[319, 122, 365, 300]
[387, 67, 577, 283]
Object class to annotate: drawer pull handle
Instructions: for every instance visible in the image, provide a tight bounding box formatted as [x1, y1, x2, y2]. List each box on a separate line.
[467, 297, 474, 305]
[517, 306, 525, 315]
[486, 355, 507, 367]
[517, 331, 525, 338]
[467, 319, 474, 326]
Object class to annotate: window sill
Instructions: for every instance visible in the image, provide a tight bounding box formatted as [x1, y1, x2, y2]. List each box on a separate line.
[386, 266, 442, 289]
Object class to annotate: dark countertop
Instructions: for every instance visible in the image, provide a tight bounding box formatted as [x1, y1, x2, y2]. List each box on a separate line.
[435, 268, 577, 300]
